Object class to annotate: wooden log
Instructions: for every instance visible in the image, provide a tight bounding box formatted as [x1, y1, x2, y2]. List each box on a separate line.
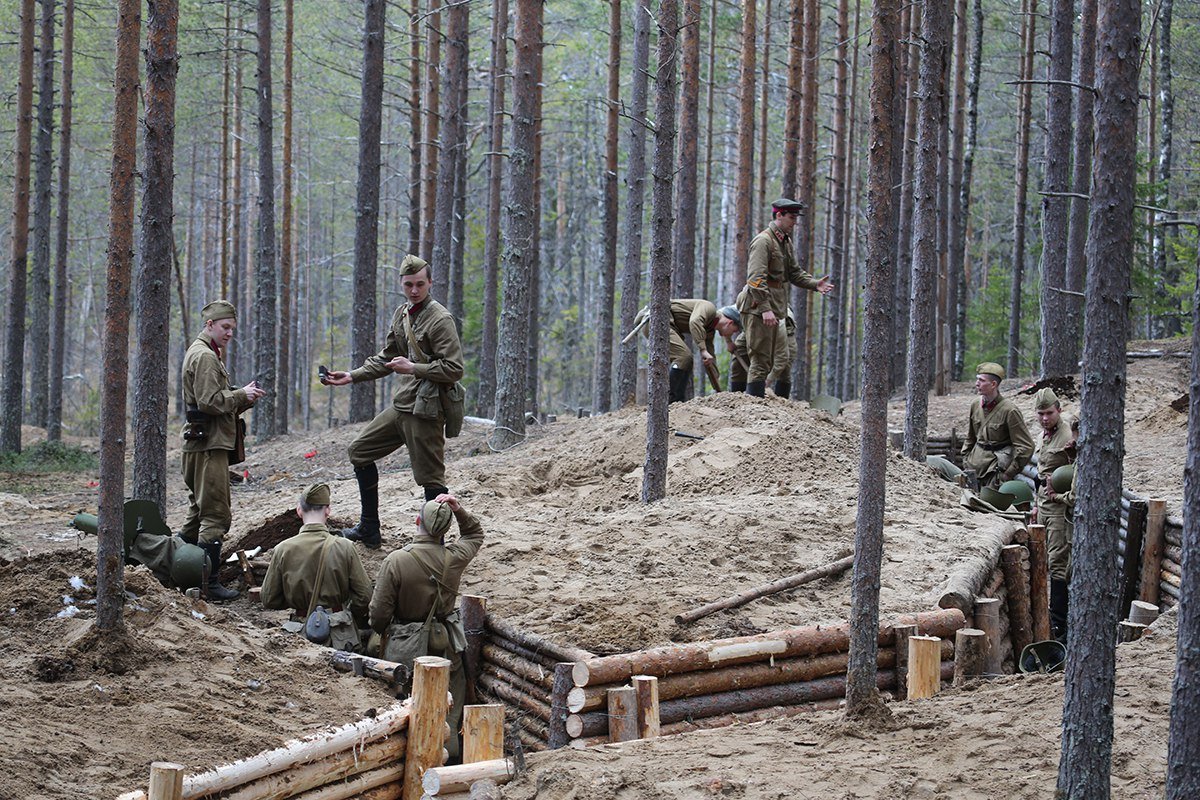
[149, 763, 184, 800]
[674, 551, 854, 624]
[937, 528, 1018, 614]
[220, 736, 407, 800]
[514, 728, 547, 753]
[565, 708, 607, 739]
[462, 705, 504, 764]
[1121, 500, 1148, 618]
[484, 615, 593, 664]
[547, 662, 574, 750]
[477, 672, 551, 722]
[468, 779, 502, 800]
[359, 786, 403, 800]
[1026, 525, 1051, 642]
[633, 675, 660, 738]
[485, 631, 561, 671]
[1160, 573, 1181, 600]
[421, 758, 515, 796]
[1139, 499, 1168, 605]
[1165, 520, 1183, 548]
[893, 624, 916, 699]
[982, 565, 1005, 600]
[1165, 545, 1183, 565]
[1163, 558, 1182, 578]
[403, 657, 451, 800]
[480, 661, 551, 705]
[1129, 600, 1160, 627]
[461, 595, 488, 704]
[1118, 621, 1148, 643]
[953, 629, 986, 686]
[1001, 545, 1034, 659]
[568, 735, 612, 749]
[907, 636, 942, 700]
[480, 643, 553, 689]
[973, 598, 1002, 677]
[571, 608, 966, 687]
[236, 550, 256, 588]
[607, 686, 639, 743]
[289, 765, 405, 800]
[329, 651, 401, 685]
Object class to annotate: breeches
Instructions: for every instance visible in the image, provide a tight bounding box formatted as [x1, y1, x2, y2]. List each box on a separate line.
[181, 449, 232, 544]
[1040, 499, 1072, 580]
[348, 405, 446, 488]
[743, 314, 789, 383]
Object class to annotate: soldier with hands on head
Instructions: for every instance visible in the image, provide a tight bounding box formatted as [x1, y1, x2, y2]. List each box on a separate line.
[323, 255, 465, 550]
[635, 300, 741, 402]
[180, 300, 267, 601]
[960, 362, 1035, 491]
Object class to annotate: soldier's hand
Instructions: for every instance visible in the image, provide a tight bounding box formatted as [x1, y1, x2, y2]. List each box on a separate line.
[242, 381, 268, 401]
[325, 371, 353, 386]
[762, 310, 779, 328]
[434, 493, 461, 512]
[815, 275, 835, 295]
[701, 350, 715, 366]
[387, 356, 416, 375]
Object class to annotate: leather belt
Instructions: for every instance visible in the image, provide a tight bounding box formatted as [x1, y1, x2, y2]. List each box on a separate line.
[976, 441, 1010, 452]
[766, 279, 784, 289]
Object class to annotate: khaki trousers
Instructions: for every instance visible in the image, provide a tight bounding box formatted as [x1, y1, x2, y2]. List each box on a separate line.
[181, 449, 232, 544]
[348, 405, 446, 488]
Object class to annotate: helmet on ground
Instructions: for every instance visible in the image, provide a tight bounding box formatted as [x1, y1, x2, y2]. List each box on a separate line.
[1051, 464, 1075, 494]
[1019, 640, 1066, 673]
[170, 541, 207, 590]
[999, 479, 1034, 510]
[979, 486, 1012, 511]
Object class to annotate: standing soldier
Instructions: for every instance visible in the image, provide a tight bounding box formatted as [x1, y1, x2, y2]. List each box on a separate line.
[960, 362, 1035, 491]
[1033, 389, 1075, 640]
[735, 198, 833, 398]
[180, 300, 267, 601]
[634, 300, 740, 402]
[729, 308, 795, 395]
[324, 255, 465, 550]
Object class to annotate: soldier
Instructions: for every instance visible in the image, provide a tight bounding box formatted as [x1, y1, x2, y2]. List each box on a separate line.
[180, 300, 267, 601]
[635, 300, 741, 402]
[324, 255, 465, 550]
[1041, 413, 1079, 642]
[729, 308, 795, 395]
[960, 362, 1034, 491]
[370, 493, 484, 762]
[735, 198, 833, 398]
[261, 483, 373, 651]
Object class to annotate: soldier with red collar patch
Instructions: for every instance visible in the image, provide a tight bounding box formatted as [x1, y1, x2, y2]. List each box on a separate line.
[960, 362, 1034, 490]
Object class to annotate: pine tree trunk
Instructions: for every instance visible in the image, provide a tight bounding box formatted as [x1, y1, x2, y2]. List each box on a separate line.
[615, 0, 652, 407]
[672, 0, 700, 298]
[731, 0, 756, 288]
[1063, 0, 1095, 368]
[220, 1, 232, 297]
[478, 0, 508, 418]
[1006, 0, 1037, 379]
[433, 0, 469, 320]
[1, 0, 36, 454]
[132, 0, 179, 517]
[277, 0, 294, 433]
[755, 0, 771, 225]
[525, 38, 544, 417]
[890, 0, 920, 392]
[407, 0, 422, 258]
[791, 0, 820, 399]
[781, 0, 803, 196]
[1057, 1, 1139, 794]
[643, 0, 678, 503]
[47, 0, 74, 442]
[901, 0, 949, 461]
[229, 19, 244, 380]
[1152, 0, 1176, 337]
[591, 0, 619, 414]
[945, 0, 968, 383]
[822, 0, 849, 396]
[350, 0, 386, 423]
[253, 0, 277, 438]
[28, 0, 56, 430]
[450, 116, 468, 329]
[97, 0, 141, 634]
[698, 0, 718, 333]
[420, 0, 441, 264]
[954, 0, 983, 380]
[846, 0, 896, 716]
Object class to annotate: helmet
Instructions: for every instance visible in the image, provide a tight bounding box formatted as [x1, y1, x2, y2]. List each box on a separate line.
[1019, 640, 1066, 673]
[717, 305, 742, 328]
[999, 480, 1034, 510]
[979, 486, 1012, 510]
[170, 542, 207, 590]
[1051, 464, 1075, 494]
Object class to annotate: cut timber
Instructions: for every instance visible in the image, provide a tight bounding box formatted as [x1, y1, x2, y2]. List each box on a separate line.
[607, 686, 639, 743]
[330, 650, 402, 684]
[485, 615, 593, 664]
[571, 608, 965, 687]
[973, 598, 1002, 676]
[421, 758, 515, 795]
[907, 636, 942, 700]
[1139, 499, 1168, 605]
[633, 675, 660, 738]
[481, 643, 553, 688]
[1026, 525, 1051, 642]
[286, 764, 404, 799]
[403, 657, 451, 800]
[547, 662, 574, 749]
[461, 595, 488, 700]
[893, 624, 916, 699]
[674, 550, 853, 624]
[462, 705, 504, 764]
[149, 763, 184, 800]
[480, 661, 551, 704]
[1128, 600, 1160, 627]
[1121, 500, 1148, 618]
[1118, 621, 1148, 643]
[937, 525, 1019, 614]
[470, 778, 503, 799]
[220, 735, 406, 800]
[1001, 545, 1034, 658]
[477, 672, 551, 722]
[953, 628, 986, 685]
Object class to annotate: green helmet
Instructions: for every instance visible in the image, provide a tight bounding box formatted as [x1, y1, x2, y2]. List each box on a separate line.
[170, 542, 208, 590]
[999, 480, 1034, 510]
[1051, 464, 1075, 494]
[979, 486, 1012, 510]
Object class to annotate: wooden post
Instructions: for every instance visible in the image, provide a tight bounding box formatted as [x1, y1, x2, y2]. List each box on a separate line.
[953, 628, 986, 685]
[632, 675, 660, 739]
[462, 704, 504, 764]
[460, 594, 487, 705]
[148, 762, 184, 800]
[1026, 525, 1051, 641]
[889, 429, 904, 451]
[1128, 600, 1159, 627]
[547, 662, 574, 749]
[972, 598, 1002, 676]
[606, 686, 639, 742]
[1121, 500, 1148, 619]
[1001, 545, 1033, 657]
[1139, 498, 1167, 605]
[1117, 621, 1148, 643]
[421, 758, 515, 795]
[892, 623, 917, 699]
[403, 656, 451, 800]
[906, 636, 942, 700]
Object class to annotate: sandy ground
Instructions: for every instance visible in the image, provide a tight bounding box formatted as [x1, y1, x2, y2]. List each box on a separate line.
[0, 349, 1189, 798]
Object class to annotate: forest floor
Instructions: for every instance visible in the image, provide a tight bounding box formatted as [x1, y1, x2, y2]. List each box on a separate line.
[0, 341, 1190, 799]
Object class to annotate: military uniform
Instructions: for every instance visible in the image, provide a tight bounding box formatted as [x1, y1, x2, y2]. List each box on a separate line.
[961, 395, 1034, 490]
[370, 506, 484, 761]
[730, 308, 795, 388]
[261, 523, 373, 619]
[635, 299, 720, 372]
[1036, 418, 1075, 581]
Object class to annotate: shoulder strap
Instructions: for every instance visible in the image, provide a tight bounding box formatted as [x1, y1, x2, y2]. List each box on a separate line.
[306, 536, 333, 617]
[403, 310, 429, 364]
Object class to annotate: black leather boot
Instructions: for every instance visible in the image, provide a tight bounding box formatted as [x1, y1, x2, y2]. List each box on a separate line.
[773, 380, 791, 400]
[1049, 578, 1069, 643]
[424, 484, 449, 502]
[668, 367, 689, 404]
[200, 541, 240, 601]
[344, 463, 382, 549]
[730, 381, 746, 393]
[746, 381, 766, 398]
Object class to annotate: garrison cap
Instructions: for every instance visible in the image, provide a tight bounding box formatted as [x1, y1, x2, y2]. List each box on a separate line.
[976, 362, 1005, 381]
[717, 305, 742, 328]
[400, 254, 430, 276]
[302, 483, 331, 506]
[201, 300, 237, 322]
[420, 500, 454, 538]
[771, 198, 804, 213]
[1034, 387, 1061, 410]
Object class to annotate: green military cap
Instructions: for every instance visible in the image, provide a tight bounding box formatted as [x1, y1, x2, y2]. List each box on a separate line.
[201, 300, 237, 322]
[420, 499, 454, 538]
[302, 483, 331, 506]
[400, 254, 429, 275]
[1034, 387, 1060, 410]
[976, 362, 1005, 381]
[771, 198, 804, 213]
[717, 305, 742, 328]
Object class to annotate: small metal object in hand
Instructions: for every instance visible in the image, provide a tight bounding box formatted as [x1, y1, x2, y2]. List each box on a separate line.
[318, 364, 330, 384]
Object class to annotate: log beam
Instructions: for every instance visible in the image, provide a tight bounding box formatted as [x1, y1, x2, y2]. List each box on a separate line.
[907, 636, 942, 700]
[1026, 525, 1051, 641]
[403, 657, 451, 800]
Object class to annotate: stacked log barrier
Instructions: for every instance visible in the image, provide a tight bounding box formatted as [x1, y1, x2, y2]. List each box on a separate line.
[1001, 545, 1033, 658]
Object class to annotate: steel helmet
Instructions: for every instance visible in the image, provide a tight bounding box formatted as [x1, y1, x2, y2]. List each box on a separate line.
[999, 479, 1034, 509]
[170, 542, 207, 590]
[1051, 464, 1075, 494]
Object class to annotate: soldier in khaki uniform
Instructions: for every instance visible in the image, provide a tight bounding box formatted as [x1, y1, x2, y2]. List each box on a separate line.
[960, 362, 1034, 491]
[1038, 403, 1078, 641]
[325, 255, 465, 550]
[261, 483, 373, 650]
[635, 300, 740, 402]
[735, 198, 833, 398]
[370, 493, 484, 762]
[180, 300, 267, 600]
[729, 308, 795, 394]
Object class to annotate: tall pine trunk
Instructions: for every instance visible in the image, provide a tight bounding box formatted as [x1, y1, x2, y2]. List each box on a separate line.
[478, 0, 509, 418]
[47, 0, 74, 442]
[28, 0, 56, 429]
[592, 0, 620, 414]
[220, 2, 232, 297]
[954, 0, 983, 379]
[277, 0, 294, 433]
[731, 0, 756, 287]
[407, 0, 422, 258]
[672, 0, 700, 298]
[945, 0, 968, 383]
[419, 0, 441, 264]
[1064, 0, 1095, 367]
[253, 0, 277, 438]
[1151, 0, 1176, 337]
[1006, 0, 1037, 378]
[433, 0, 469, 319]
[822, 0, 849, 396]
[792, 0, 820, 399]
[890, 0, 920, 392]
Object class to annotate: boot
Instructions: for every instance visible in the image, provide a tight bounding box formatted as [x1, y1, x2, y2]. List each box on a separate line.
[200, 541, 240, 601]
[424, 484, 449, 502]
[344, 463, 382, 549]
[1049, 578, 1069, 643]
[668, 367, 689, 404]
[773, 380, 791, 400]
[746, 380, 766, 398]
[730, 381, 746, 394]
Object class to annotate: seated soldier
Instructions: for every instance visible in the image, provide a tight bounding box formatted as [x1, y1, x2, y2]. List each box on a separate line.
[261, 483, 373, 651]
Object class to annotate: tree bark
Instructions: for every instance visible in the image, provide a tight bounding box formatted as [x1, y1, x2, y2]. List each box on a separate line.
[419, 0, 442, 265]
[479, 0, 509, 418]
[98, 0, 141, 634]
[1, 0, 36, 454]
[845, 0, 897, 717]
[1006, 0, 1037, 379]
[228, 30, 244, 381]
[889, 0, 920, 393]
[1057, 0, 1140, 793]
[821, 0, 850, 397]
[592, 0, 620, 414]
[433, 0, 469, 321]
[954, 0, 983, 380]
[132, 0, 179, 517]
[219, 2, 232, 298]
[1151, 0, 1176, 337]
[277, 0, 295, 434]
[253, 0, 277, 438]
[525, 36, 544, 417]
[643, 0, 678, 503]
[407, 0, 422, 258]
[47, 0, 74, 442]
[672, 0, 700, 298]
[1064, 0, 1096, 369]
[792, 0, 820, 399]
[28, 0, 56, 430]
[731, 0, 757, 288]
[781, 0, 803, 196]
[945, 0, 967, 384]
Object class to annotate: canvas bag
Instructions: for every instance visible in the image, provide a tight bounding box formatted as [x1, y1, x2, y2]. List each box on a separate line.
[301, 538, 360, 651]
[403, 312, 465, 438]
[382, 551, 450, 690]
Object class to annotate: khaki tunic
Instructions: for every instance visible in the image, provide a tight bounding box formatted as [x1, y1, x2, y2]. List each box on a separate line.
[1036, 419, 1075, 580]
[637, 299, 720, 372]
[347, 299, 465, 486]
[260, 523, 373, 619]
[961, 395, 1035, 490]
